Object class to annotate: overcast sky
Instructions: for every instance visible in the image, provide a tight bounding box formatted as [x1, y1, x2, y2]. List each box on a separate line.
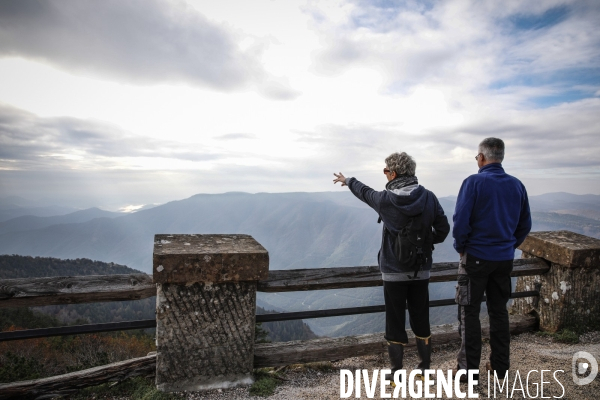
[1, 0, 599, 210]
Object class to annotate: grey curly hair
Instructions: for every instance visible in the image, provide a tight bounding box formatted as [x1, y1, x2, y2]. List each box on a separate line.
[385, 152, 416, 176]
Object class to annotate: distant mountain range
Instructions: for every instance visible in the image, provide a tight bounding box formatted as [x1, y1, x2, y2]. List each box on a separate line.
[0, 205, 78, 223]
[0, 191, 597, 272]
[0, 207, 122, 235]
[0, 192, 458, 272]
[0, 191, 598, 337]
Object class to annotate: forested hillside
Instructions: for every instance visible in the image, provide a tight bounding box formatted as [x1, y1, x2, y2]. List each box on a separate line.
[257, 306, 318, 342]
[0, 255, 140, 279]
[0, 255, 317, 341]
[0, 256, 154, 383]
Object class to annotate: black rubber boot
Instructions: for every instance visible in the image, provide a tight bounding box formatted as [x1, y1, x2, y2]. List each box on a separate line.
[387, 341, 405, 386]
[416, 336, 431, 370]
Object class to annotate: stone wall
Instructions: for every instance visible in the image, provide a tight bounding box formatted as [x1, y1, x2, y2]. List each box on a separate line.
[512, 231, 600, 332]
[153, 234, 268, 392]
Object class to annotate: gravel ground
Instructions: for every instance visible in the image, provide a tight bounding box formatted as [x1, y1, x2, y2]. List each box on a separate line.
[176, 331, 600, 400]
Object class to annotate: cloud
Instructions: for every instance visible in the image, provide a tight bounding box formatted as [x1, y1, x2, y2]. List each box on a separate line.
[292, 93, 600, 181]
[296, 123, 400, 151]
[0, 0, 299, 99]
[258, 76, 303, 101]
[308, 0, 600, 104]
[309, 1, 505, 98]
[0, 103, 224, 170]
[429, 97, 600, 172]
[213, 133, 257, 140]
[1, 97, 599, 208]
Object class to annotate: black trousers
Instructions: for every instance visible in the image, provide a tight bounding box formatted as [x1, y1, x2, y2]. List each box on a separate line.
[384, 279, 431, 344]
[456, 254, 513, 377]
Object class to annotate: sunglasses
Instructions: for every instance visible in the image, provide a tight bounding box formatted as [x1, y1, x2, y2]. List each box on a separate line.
[383, 168, 391, 174]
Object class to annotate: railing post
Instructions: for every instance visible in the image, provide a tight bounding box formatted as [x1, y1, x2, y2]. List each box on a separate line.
[152, 234, 269, 392]
[511, 230, 600, 332]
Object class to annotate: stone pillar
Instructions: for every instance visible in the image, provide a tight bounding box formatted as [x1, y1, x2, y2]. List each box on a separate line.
[512, 230, 600, 332]
[153, 234, 269, 392]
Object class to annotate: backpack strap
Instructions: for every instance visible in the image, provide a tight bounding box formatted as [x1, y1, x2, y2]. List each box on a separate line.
[409, 213, 425, 279]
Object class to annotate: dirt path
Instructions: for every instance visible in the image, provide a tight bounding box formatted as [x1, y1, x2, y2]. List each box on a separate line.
[185, 331, 600, 400]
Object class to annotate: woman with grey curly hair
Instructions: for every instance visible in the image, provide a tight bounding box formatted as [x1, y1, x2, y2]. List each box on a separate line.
[385, 152, 416, 177]
[333, 152, 449, 385]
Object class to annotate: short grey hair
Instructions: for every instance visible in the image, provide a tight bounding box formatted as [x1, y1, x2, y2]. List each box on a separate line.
[479, 137, 505, 162]
[385, 152, 416, 176]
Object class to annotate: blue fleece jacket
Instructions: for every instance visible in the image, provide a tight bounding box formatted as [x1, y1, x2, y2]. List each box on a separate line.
[452, 163, 532, 261]
[346, 177, 450, 280]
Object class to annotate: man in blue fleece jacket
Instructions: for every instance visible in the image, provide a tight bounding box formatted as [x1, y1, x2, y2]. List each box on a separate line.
[333, 152, 449, 381]
[453, 137, 531, 382]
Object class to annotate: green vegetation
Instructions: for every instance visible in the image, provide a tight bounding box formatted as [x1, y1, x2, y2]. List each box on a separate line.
[36, 297, 156, 325]
[0, 304, 158, 383]
[536, 318, 600, 344]
[537, 329, 580, 344]
[0, 331, 156, 383]
[0, 254, 141, 279]
[0, 352, 45, 382]
[0, 307, 61, 331]
[248, 362, 335, 396]
[284, 361, 334, 373]
[249, 369, 279, 397]
[255, 322, 270, 343]
[256, 306, 318, 342]
[301, 361, 334, 372]
[71, 377, 178, 400]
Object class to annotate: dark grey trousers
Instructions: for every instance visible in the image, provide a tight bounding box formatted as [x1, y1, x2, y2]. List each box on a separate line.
[456, 254, 513, 377]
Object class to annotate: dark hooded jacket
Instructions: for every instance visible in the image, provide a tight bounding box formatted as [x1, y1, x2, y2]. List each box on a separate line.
[346, 177, 450, 281]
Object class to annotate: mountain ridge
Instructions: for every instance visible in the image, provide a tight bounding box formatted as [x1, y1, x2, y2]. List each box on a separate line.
[0, 191, 598, 273]
[0, 207, 122, 235]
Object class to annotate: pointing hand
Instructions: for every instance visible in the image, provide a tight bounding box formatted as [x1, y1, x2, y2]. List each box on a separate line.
[333, 172, 347, 186]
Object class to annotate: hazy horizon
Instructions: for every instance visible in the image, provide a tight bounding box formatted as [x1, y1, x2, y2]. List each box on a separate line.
[1, 188, 598, 277]
[2, 189, 600, 213]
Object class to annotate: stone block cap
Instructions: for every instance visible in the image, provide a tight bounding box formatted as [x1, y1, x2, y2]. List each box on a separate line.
[153, 234, 269, 284]
[518, 230, 600, 268]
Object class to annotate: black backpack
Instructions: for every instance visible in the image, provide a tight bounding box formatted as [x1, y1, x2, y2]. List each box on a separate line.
[385, 213, 433, 279]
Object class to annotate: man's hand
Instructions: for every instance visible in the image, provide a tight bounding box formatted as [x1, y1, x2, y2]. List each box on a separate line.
[333, 172, 347, 186]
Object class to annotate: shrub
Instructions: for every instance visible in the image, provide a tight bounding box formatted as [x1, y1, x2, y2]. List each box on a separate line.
[0, 352, 45, 382]
[537, 329, 579, 344]
[249, 369, 279, 397]
[0, 329, 156, 382]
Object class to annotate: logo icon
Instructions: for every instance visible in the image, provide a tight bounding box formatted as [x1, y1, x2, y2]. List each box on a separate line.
[572, 351, 598, 385]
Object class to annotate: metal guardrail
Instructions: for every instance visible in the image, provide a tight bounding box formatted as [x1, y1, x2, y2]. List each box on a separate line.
[0, 290, 539, 341]
[255, 290, 539, 322]
[0, 320, 157, 341]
